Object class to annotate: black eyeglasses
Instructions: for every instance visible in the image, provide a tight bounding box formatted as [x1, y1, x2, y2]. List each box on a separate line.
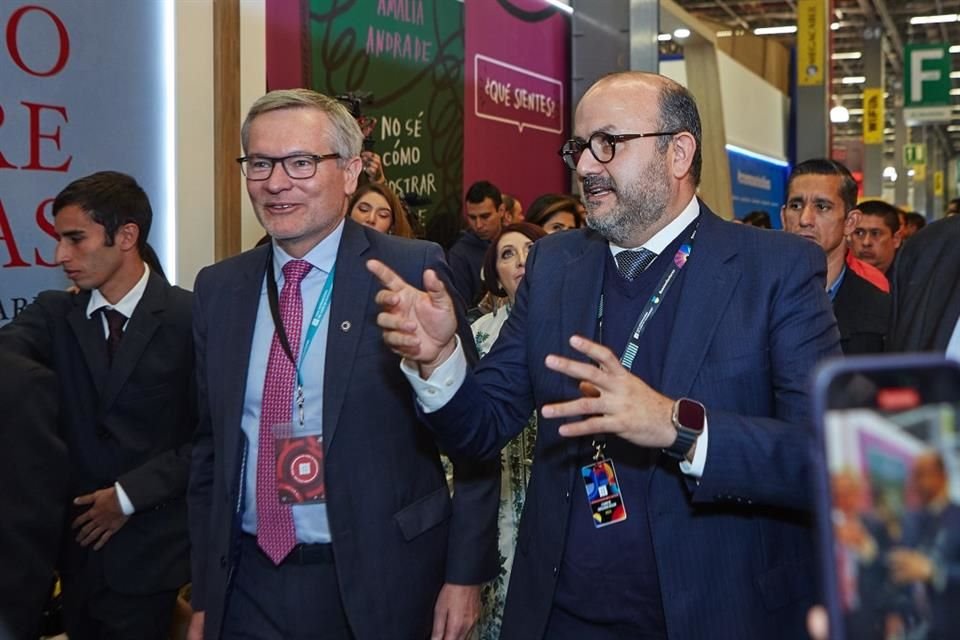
[236, 153, 341, 181]
[558, 131, 680, 170]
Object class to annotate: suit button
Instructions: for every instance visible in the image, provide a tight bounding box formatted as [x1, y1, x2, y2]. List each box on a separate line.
[552, 566, 558, 576]
[219, 555, 227, 568]
[563, 490, 570, 502]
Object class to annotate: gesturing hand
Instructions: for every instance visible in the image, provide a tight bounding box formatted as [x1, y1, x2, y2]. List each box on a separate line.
[73, 486, 129, 550]
[366, 259, 458, 377]
[541, 335, 677, 450]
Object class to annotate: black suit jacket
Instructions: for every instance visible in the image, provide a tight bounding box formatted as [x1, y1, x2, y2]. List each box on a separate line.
[0, 271, 195, 594]
[0, 352, 66, 639]
[889, 215, 960, 352]
[188, 219, 499, 640]
[833, 266, 890, 354]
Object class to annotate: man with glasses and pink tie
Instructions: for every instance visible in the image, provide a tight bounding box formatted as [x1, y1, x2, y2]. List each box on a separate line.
[187, 89, 498, 640]
[369, 71, 841, 639]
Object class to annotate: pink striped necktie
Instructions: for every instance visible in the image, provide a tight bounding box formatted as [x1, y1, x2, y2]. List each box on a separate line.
[256, 259, 312, 564]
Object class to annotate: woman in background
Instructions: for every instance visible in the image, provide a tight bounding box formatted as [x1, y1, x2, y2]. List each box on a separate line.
[524, 193, 583, 234]
[347, 182, 414, 238]
[472, 222, 546, 640]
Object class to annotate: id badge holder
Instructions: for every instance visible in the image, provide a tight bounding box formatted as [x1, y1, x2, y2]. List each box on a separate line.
[273, 418, 325, 504]
[581, 457, 627, 528]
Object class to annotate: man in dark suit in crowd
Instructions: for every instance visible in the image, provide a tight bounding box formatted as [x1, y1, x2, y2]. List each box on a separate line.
[447, 180, 505, 307]
[888, 214, 960, 356]
[0, 352, 65, 639]
[369, 71, 841, 639]
[187, 89, 497, 640]
[850, 200, 902, 280]
[781, 158, 889, 354]
[0, 171, 196, 639]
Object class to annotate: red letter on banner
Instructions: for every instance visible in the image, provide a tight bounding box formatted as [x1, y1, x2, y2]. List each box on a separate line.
[33, 197, 57, 266]
[0, 199, 30, 267]
[6, 6, 70, 77]
[22, 102, 72, 172]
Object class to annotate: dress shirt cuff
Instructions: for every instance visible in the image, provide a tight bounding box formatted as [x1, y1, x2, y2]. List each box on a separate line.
[400, 336, 467, 413]
[114, 482, 136, 515]
[678, 416, 709, 478]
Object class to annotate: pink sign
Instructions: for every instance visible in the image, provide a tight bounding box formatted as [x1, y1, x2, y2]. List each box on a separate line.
[474, 54, 563, 134]
[464, 1, 570, 216]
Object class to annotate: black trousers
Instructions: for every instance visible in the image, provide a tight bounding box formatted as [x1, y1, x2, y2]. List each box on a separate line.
[61, 568, 178, 640]
[221, 535, 354, 640]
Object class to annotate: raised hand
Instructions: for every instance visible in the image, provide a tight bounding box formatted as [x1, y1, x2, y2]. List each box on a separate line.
[367, 259, 459, 376]
[541, 335, 678, 450]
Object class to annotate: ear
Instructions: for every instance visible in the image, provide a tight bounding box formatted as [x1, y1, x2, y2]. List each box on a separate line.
[670, 132, 696, 180]
[844, 209, 860, 236]
[342, 156, 363, 196]
[114, 222, 140, 252]
[779, 205, 787, 230]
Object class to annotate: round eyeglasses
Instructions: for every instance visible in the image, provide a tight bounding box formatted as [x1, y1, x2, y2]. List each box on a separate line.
[558, 131, 680, 170]
[236, 153, 341, 181]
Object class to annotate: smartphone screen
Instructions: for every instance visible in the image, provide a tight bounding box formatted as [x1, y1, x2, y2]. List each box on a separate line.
[814, 356, 960, 640]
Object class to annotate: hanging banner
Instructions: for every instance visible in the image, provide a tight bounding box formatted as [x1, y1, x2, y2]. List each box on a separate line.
[797, 0, 825, 86]
[862, 88, 884, 145]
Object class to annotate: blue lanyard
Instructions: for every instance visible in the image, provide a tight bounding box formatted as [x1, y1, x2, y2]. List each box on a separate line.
[265, 253, 336, 420]
[598, 220, 699, 371]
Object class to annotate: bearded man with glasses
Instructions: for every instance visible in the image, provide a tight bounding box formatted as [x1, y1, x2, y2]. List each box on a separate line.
[369, 71, 841, 639]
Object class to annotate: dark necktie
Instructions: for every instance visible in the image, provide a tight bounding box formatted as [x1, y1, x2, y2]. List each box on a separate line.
[615, 248, 657, 281]
[257, 259, 313, 564]
[102, 308, 127, 364]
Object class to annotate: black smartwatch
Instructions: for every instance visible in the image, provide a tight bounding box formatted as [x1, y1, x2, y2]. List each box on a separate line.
[663, 397, 706, 460]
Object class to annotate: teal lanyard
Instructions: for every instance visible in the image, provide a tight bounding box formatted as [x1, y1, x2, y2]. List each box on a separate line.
[265, 253, 336, 424]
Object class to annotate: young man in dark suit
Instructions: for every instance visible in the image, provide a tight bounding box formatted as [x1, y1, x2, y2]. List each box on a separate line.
[0, 171, 195, 639]
[781, 158, 890, 354]
[371, 72, 842, 639]
[187, 89, 497, 640]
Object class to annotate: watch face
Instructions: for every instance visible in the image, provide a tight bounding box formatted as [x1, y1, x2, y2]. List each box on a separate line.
[677, 399, 705, 432]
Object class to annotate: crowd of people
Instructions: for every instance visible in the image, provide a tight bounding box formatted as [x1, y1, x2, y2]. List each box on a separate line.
[1, 70, 959, 640]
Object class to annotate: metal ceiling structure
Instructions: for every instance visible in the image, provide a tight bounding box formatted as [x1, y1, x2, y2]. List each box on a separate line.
[670, 0, 960, 159]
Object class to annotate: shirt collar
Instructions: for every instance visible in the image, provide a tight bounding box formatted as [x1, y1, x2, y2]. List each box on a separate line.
[270, 218, 344, 279]
[86, 263, 151, 319]
[827, 265, 847, 301]
[608, 195, 700, 257]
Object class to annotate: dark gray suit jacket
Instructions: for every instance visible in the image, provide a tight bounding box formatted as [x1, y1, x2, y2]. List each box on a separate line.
[188, 219, 499, 640]
[0, 271, 195, 594]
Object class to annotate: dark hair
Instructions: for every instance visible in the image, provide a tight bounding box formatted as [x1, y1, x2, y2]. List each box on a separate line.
[347, 182, 413, 238]
[741, 210, 772, 228]
[502, 193, 517, 213]
[857, 200, 901, 234]
[947, 197, 960, 215]
[904, 212, 927, 230]
[787, 158, 858, 213]
[656, 81, 703, 186]
[465, 180, 502, 209]
[52, 171, 152, 255]
[481, 222, 547, 297]
[524, 193, 583, 229]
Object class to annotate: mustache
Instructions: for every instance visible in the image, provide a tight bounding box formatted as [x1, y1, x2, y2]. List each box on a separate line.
[581, 175, 616, 193]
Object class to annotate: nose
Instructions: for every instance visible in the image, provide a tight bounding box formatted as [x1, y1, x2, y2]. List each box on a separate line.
[517, 248, 529, 267]
[263, 163, 293, 192]
[54, 239, 69, 265]
[798, 205, 816, 227]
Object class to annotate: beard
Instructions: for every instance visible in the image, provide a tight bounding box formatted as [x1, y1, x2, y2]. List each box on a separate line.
[582, 151, 671, 246]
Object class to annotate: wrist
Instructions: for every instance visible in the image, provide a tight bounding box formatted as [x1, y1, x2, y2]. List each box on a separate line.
[418, 338, 457, 379]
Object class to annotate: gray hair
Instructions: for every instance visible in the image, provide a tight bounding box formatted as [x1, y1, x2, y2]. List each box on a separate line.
[241, 89, 363, 167]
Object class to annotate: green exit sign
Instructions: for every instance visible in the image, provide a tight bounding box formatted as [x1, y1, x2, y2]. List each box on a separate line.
[904, 44, 952, 124]
[904, 143, 926, 166]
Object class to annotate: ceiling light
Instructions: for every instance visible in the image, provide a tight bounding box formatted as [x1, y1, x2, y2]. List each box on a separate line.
[948, 125, 960, 132]
[847, 108, 864, 115]
[951, 45, 960, 53]
[909, 14, 959, 25]
[882, 166, 897, 181]
[951, 71, 960, 79]
[830, 105, 850, 123]
[754, 25, 797, 35]
[832, 51, 862, 60]
[673, 28, 691, 39]
[908, 169, 916, 177]
[951, 88, 960, 95]
[841, 76, 866, 84]
[545, 0, 573, 14]
[830, 22, 841, 31]
[716, 30, 733, 38]
[658, 33, 672, 41]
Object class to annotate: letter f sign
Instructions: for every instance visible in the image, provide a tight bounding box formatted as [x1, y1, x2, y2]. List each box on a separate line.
[910, 49, 944, 103]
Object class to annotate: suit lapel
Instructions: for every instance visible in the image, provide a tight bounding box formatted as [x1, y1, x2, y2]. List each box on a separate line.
[66, 290, 110, 396]
[660, 209, 740, 398]
[100, 273, 166, 411]
[223, 247, 272, 487]
[322, 221, 371, 451]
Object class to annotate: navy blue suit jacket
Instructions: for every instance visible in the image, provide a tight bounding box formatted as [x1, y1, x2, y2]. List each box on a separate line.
[423, 207, 842, 639]
[188, 219, 499, 639]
